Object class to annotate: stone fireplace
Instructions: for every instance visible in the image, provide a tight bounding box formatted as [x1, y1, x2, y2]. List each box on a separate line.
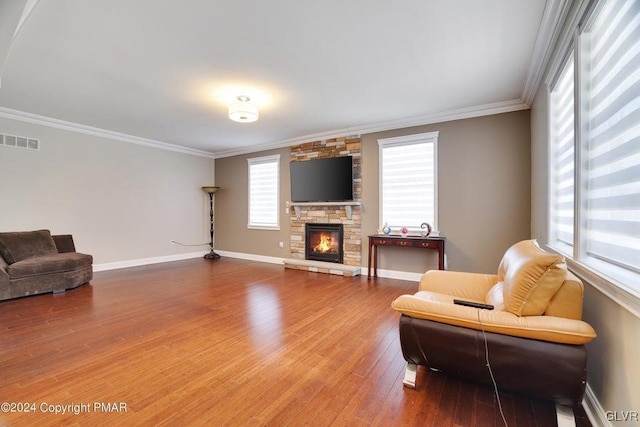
[283, 137, 362, 277]
[305, 223, 343, 263]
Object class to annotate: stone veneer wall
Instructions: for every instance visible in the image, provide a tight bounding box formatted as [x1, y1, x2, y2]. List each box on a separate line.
[289, 137, 362, 267]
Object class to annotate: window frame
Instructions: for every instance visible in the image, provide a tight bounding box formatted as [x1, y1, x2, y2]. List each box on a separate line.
[548, 48, 576, 257]
[247, 154, 280, 230]
[378, 131, 439, 233]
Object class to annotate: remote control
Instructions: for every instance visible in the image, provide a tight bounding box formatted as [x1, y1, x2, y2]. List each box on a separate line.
[453, 299, 495, 310]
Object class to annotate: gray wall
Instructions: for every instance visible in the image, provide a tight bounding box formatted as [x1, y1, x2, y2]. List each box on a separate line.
[215, 110, 532, 274]
[362, 111, 532, 274]
[530, 83, 640, 418]
[0, 116, 214, 265]
[214, 147, 291, 258]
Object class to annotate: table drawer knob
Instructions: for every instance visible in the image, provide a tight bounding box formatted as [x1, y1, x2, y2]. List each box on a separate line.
[420, 242, 432, 248]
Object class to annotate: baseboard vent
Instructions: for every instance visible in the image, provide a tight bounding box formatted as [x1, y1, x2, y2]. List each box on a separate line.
[0, 133, 39, 150]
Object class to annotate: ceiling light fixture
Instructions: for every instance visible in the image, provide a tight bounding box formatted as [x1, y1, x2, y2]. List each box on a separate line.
[228, 95, 259, 123]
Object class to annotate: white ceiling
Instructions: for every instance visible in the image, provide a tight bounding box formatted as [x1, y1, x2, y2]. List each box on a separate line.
[0, 0, 553, 158]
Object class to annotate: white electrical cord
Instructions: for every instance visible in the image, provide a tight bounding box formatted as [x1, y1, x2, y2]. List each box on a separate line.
[477, 309, 509, 427]
[170, 240, 209, 247]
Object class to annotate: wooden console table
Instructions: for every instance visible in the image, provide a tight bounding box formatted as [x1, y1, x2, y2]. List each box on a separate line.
[367, 234, 446, 280]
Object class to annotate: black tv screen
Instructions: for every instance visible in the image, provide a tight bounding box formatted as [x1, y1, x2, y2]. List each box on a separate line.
[290, 156, 353, 202]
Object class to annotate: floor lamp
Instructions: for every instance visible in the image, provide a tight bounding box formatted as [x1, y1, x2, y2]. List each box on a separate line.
[202, 186, 221, 260]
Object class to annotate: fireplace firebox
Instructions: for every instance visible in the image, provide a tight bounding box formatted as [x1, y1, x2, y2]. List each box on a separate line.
[305, 223, 344, 264]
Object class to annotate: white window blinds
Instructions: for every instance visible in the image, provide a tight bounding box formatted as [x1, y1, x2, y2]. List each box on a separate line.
[581, 0, 640, 276]
[378, 132, 438, 231]
[248, 154, 280, 229]
[549, 55, 575, 254]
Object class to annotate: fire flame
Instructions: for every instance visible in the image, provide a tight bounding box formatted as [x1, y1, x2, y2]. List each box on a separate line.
[313, 233, 334, 253]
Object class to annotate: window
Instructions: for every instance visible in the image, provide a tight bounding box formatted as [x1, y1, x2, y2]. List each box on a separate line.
[580, 0, 640, 286]
[248, 154, 280, 229]
[549, 54, 575, 256]
[378, 132, 438, 231]
[548, 0, 640, 294]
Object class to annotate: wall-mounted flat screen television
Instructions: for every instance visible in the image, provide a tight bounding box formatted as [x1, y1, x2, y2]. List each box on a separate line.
[290, 156, 353, 202]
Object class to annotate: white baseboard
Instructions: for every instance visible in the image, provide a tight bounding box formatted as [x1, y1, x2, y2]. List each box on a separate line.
[371, 268, 422, 282]
[217, 250, 422, 281]
[93, 251, 206, 272]
[215, 250, 284, 265]
[95, 249, 422, 282]
[220, 251, 425, 281]
[583, 384, 611, 427]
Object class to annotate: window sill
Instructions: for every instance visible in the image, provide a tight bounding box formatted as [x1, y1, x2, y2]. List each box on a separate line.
[247, 225, 280, 231]
[544, 244, 640, 319]
[566, 259, 640, 319]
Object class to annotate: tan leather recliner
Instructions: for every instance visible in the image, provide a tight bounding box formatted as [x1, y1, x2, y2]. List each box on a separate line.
[391, 240, 596, 417]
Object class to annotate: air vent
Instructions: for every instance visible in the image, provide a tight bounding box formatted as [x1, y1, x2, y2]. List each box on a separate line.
[0, 133, 39, 150]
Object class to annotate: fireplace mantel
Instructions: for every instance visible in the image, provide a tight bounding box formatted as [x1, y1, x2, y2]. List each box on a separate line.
[287, 201, 361, 220]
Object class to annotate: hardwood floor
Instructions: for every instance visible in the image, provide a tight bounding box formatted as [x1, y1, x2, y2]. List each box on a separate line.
[0, 258, 591, 426]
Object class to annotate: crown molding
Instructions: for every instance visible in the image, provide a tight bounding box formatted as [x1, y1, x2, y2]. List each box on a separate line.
[0, 0, 30, 90]
[15, 0, 39, 40]
[0, 97, 529, 161]
[213, 99, 529, 159]
[521, 0, 571, 106]
[0, 106, 216, 158]
[545, 0, 593, 88]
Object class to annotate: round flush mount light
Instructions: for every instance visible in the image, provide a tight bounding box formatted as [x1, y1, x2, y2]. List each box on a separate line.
[228, 95, 259, 123]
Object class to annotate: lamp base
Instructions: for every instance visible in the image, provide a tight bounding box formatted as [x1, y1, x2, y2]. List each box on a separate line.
[204, 250, 221, 260]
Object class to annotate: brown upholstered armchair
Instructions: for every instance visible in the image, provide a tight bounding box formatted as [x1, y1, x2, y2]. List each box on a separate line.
[391, 240, 596, 423]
